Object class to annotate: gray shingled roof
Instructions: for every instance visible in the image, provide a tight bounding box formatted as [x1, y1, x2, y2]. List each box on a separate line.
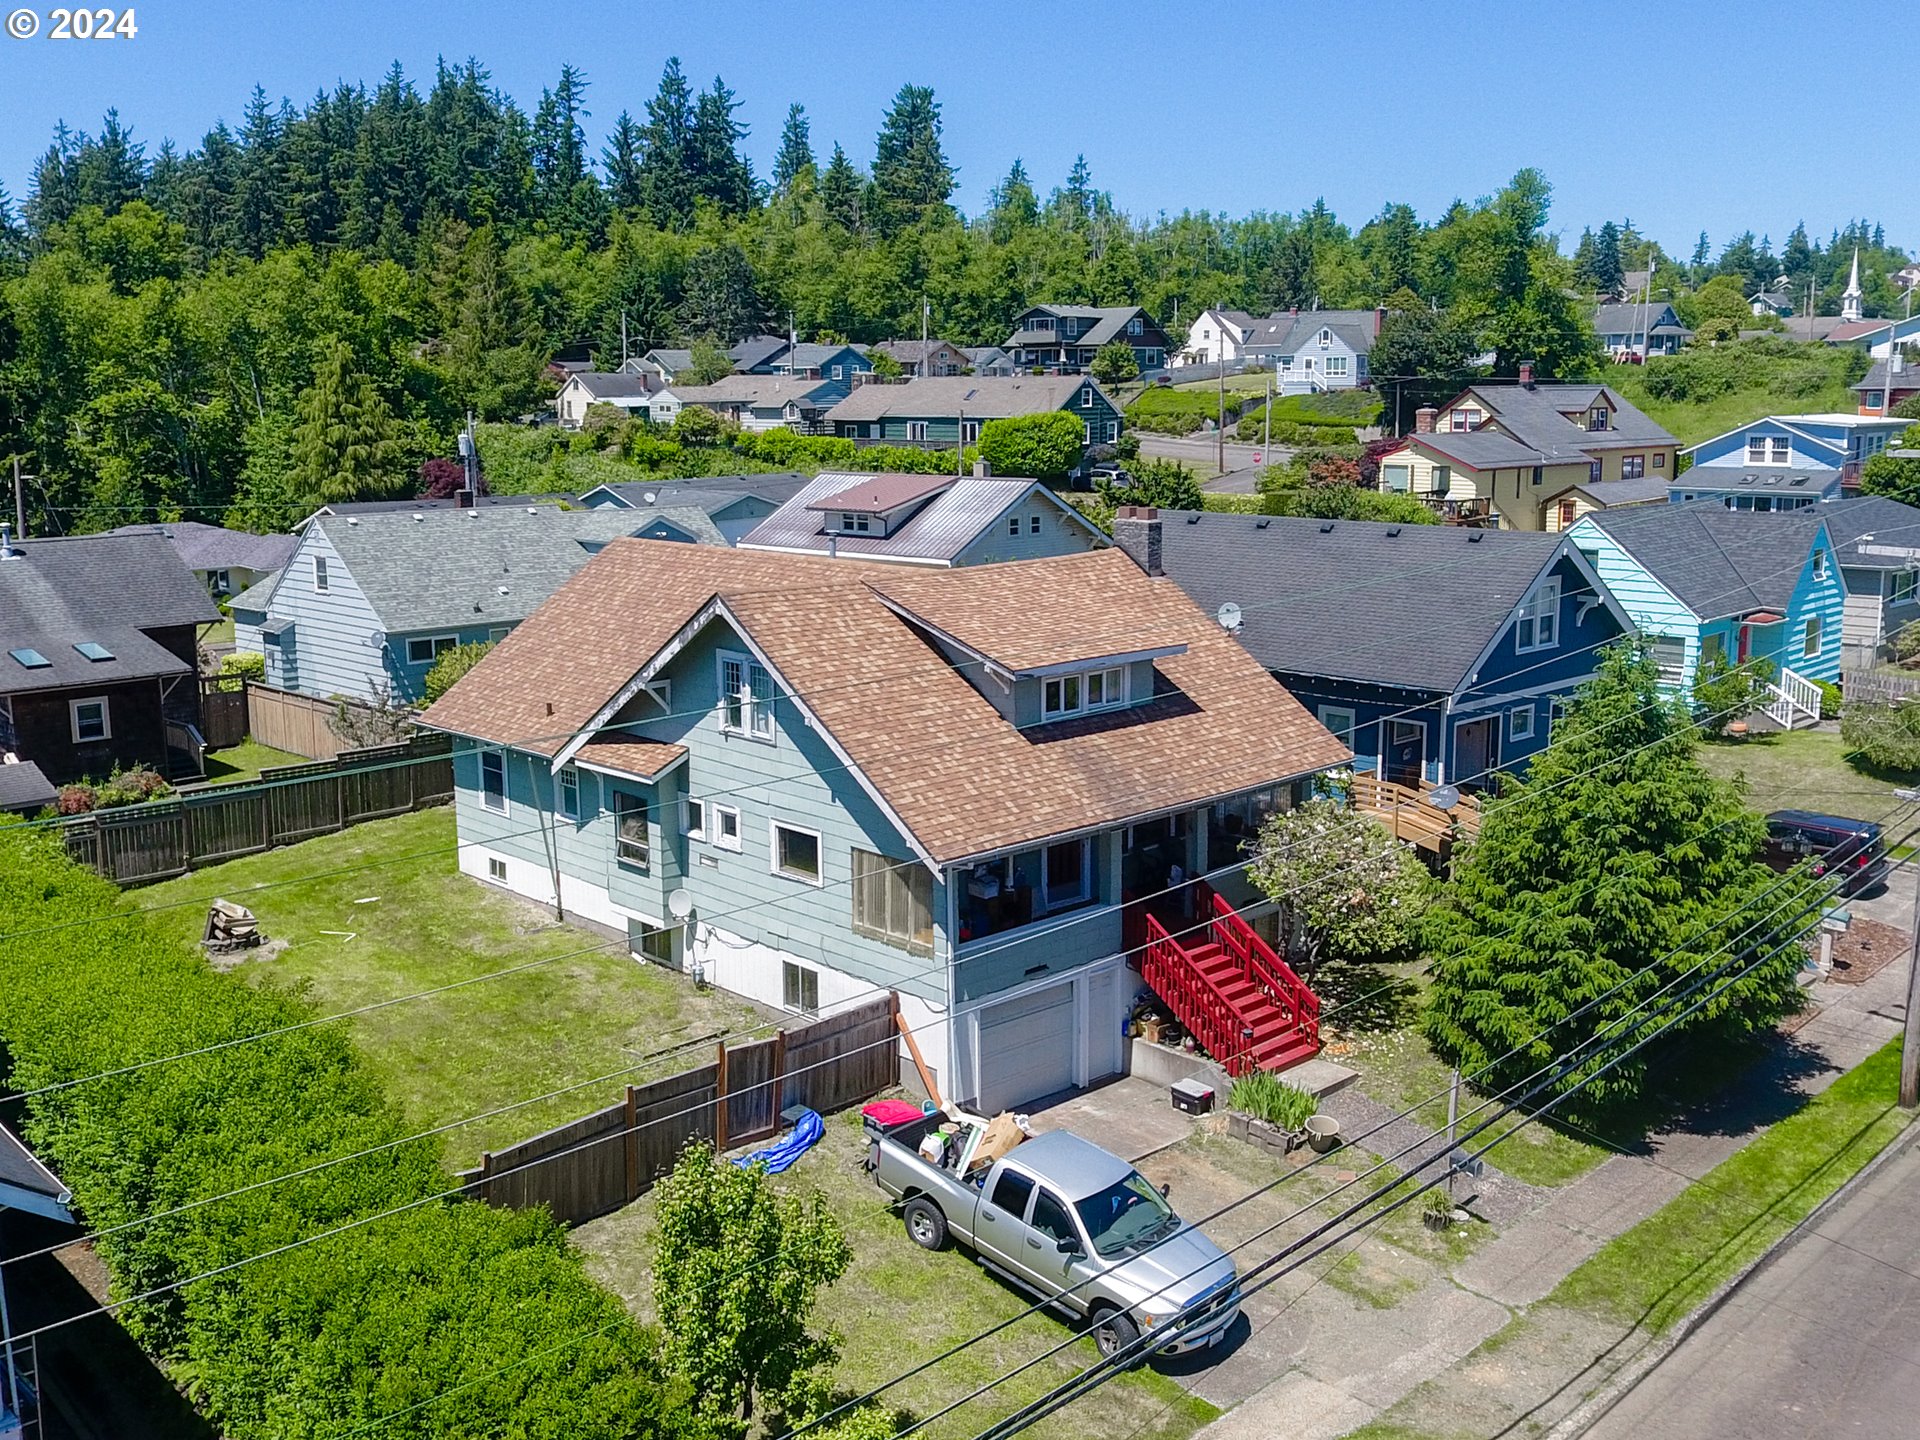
[227, 568, 282, 617]
[1853, 359, 1920, 393]
[0, 759, 58, 812]
[1818, 496, 1920, 571]
[305, 506, 732, 633]
[1563, 475, 1674, 505]
[1461, 382, 1676, 458]
[825, 374, 1106, 423]
[1240, 308, 1382, 356]
[667, 375, 845, 408]
[1591, 302, 1691, 337]
[1584, 502, 1826, 620]
[871, 339, 961, 365]
[106, 520, 298, 575]
[1410, 431, 1545, 469]
[741, 472, 1099, 563]
[0, 1120, 70, 1209]
[309, 494, 571, 521]
[729, 335, 791, 370]
[569, 372, 655, 401]
[0, 532, 217, 697]
[1007, 306, 1154, 349]
[1677, 467, 1839, 494]
[1154, 512, 1571, 692]
[782, 342, 865, 371]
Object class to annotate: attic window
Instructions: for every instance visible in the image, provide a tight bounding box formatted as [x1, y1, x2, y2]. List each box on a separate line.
[1042, 666, 1127, 720]
[74, 642, 115, 662]
[839, 513, 871, 533]
[8, 647, 51, 669]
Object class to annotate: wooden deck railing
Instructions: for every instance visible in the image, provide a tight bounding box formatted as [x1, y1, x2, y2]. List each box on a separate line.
[1351, 776, 1480, 853]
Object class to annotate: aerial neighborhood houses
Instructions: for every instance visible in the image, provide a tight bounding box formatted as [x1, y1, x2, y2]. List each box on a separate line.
[419, 541, 1350, 1110]
[1177, 306, 1383, 391]
[1376, 370, 1679, 530]
[1591, 300, 1694, 360]
[1673, 413, 1911, 511]
[869, 339, 971, 377]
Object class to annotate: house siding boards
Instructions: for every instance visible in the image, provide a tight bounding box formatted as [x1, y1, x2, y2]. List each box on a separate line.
[10, 681, 169, 785]
[253, 526, 390, 703]
[950, 494, 1106, 566]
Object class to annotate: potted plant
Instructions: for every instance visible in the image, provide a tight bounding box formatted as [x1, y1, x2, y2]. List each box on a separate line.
[1422, 1189, 1453, 1232]
[1227, 1072, 1317, 1153]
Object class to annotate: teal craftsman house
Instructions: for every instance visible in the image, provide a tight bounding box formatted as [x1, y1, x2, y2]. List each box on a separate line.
[420, 541, 1348, 1112]
[824, 374, 1124, 452]
[1567, 502, 1843, 728]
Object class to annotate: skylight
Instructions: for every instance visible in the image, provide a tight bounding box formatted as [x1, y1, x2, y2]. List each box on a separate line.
[8, 647, 51, 669]
[74, 641, 115, 661]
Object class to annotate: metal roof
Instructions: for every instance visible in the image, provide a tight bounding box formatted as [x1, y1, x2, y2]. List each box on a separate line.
[740, 472, 1100, 563]
[805, 473, 956, 513]
[825, 374, 1106, 423]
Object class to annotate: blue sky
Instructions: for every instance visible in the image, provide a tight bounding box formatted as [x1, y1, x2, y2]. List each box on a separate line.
[0, 0, 1904, 256]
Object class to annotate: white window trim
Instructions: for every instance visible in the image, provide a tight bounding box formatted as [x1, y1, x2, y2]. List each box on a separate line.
[782, 959, 821, 1015]
[1007, 516, 1021, 536]
[486, 856, 509, 884]
[683, 795, 707, 841]
[1318, 705, 1357, 747]
[69, 696, 110, 743]
[612, 790, 650, 869]
[559, 765, 581, 820]
[1803, 616, 1822, 658]
[488, 626, 512, 642]
[1893, 571, 1918, 604]
[313, 555, 329, 593]
[1042, 665, 1129, 720]
[1813, 548, 1827, 578]
[479, 749, 507, 814]
[1041, 836, 1092, 912]
[712, 803, 743, 852]
[406, 633, 459, 666]
[1515, 579, 1562, 654]
[1508, 706, 1536, 742]
[716, 650, 774, 743]
[770, 819, 825, 886]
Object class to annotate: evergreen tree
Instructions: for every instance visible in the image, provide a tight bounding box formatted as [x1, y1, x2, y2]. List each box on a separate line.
[819, 143, 862, 232]
[1361, 202, 1423, 298]
[1587, 220, 1625, 297]
[531, 64, 603, 236]
[73, 109, 148, 216]
[1423, 641, 1813, 1117]
[772, 103, 815, 193]
[679, 242, 762, 343]
[1690, 230, 1711, 278]
[24, 123, 82, 237]
[344, 63, 427, 255]
[1054, 154, 1095, 230]
[870, 84, 953, 233]
[292, 339, 402, 504]
[172, 123, 244, 261]
[987, 159, 1039, 242]
[637, 58, 697, 228]
[689, 76, 754, 215]
[233, 88, 289, 256]
[1781, 222, 1814, 284]
[602, 110, 645, 210]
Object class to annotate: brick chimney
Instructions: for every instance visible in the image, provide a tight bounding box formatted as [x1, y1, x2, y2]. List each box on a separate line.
[1113, 506, 1163, 577]
[1288, 306, 1299, 318]
[1414, 406, 1438, 434]
[1518, 361, 1535, 388]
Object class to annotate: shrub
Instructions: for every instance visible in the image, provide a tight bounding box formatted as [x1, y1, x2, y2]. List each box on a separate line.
[423, 641, 494, 705]
[215, 651, 265, 691]
[95, 765, 170, 808]
[1841, 700, 1920, 771]
[1201, 493, 1265, 514]
[0, 826, 687, 1438]
[1816, 678, 1843, 721]
[1126, 410, 1204, 435]
[1692, 653, 1774, 735]
[976, 412, 1085, 481]
[1228, 1071, 1318, 1130]
[56, 783, 96, 815]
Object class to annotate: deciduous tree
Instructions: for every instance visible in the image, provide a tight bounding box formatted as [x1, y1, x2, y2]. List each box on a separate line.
[976, 411, 1084, 481]
[1245, 799, 1431, 977]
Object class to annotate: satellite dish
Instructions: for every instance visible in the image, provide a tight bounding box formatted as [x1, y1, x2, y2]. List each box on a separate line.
[1216, 602, 1243, 633]
[643, 491, 658, 504]
[667, 888, 695, 921]
[1427, 784, 1461, 811]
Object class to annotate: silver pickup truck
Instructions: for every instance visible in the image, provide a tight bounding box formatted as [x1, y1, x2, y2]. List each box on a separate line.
[867, 1112, 1241, 1359]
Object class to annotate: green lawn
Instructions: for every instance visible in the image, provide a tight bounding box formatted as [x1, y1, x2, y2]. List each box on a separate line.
[1601, 365, 1856, 447]
[576, 1112, 1219, 1440]
[200, 738, 309, 785]
[201, 616, 235, 647]
[1699, 727, 1918, 823]
[134, 808, 768, 1163]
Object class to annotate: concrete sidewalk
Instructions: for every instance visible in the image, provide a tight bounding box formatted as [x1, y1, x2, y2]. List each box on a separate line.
[1185, 939, 1913, 1440]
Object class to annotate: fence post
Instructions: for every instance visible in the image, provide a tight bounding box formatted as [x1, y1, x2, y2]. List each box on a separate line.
[770, 1029, 788, 1123]
[624, 1085, 641, 1202]
[714, 1041, 730, 1151]
[477, 1150, 495, 1206]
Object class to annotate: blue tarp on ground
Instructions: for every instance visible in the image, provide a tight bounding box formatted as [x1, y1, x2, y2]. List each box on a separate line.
[732, 1107, 824, 1174]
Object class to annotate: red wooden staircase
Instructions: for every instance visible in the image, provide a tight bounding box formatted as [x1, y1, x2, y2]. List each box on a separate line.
[1136, 882, 1321, 1077]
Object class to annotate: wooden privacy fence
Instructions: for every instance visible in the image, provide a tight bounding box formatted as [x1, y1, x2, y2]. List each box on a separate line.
[245, 682, 378, 760]
[1842, 668, 1920, 706]
[457, 995, 901, 1226]
[59, 734, 454, 886]
[197, 679, 249, 749]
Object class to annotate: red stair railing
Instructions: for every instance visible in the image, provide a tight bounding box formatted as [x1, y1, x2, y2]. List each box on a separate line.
[1138, 912, 1260, 1075]
[1197, 882, 1320, 1053]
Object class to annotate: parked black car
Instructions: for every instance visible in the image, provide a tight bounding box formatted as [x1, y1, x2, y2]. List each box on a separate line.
[1761, 810, 1890, 897]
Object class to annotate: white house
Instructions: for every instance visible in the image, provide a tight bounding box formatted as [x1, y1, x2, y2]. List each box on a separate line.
[1179, 308, 1257, 367]
[556, 372, 657, 428]
[1239, 309, 1384, 393]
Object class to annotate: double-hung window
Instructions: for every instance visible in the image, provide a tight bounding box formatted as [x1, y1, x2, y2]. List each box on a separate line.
[1621, 454, 1645, 480]
[782, 961, 820, 1014]
[1894, 572, 1918, 604]
[683, 796, 707, 840]
[1770, 436, 1790, 463]
[1326, 355, 1349, 378]
[613, 792, 650, 868]
[1317, 706, 1357, 748]
[1127, 317, 1143, 336]
[559, 766, 581, 820]
[1007, 516, 1022, 536]
[1081, 388, 1096, 408]
[479, 749, 506, 812]
[313, 556, 329, 592]
[1508, 706, 1536, 742]
[718, 652, 774, 740]
[1515, 579, 1561, 652]
[772, 822, 822, 884]
[69, 697, 109, 743]
[1803, 616, 1822, 658]
[851, 849, 934, 955]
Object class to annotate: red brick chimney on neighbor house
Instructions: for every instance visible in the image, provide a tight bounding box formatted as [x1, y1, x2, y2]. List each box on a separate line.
[1414, 406, 1438, 434]
[1113, 506, 1163, 577]
[1519, 361, 1535, 387]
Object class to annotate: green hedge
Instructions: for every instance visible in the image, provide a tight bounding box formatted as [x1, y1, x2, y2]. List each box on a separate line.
[1201, 493, 1266, 514]
[0, 823, 685, 1439]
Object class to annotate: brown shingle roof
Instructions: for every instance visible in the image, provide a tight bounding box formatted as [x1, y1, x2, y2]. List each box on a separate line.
[575, 736, 688, 779]
[424, 543, 1348, 864]
[806, 473, 955, 513]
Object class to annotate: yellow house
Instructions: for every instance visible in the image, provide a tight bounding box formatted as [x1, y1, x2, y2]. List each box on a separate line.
[1376, 371, 1678, 531]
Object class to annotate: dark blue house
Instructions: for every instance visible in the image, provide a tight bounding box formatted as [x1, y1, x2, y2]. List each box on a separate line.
[1131, 510, 1637, 792]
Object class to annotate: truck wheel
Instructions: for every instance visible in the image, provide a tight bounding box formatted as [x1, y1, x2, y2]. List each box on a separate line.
[1091, 1308, 1140, 1363]
[903, 1197, 948, 1251]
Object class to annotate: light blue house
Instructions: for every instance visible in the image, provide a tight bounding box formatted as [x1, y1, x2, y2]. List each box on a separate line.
[1238, 309, 1382, 394]
[1567, 502, 1843, 727]
[419, 541, 1349, 1111]
[232, 505, 729, 705]
[1676, 414, 1912, 509]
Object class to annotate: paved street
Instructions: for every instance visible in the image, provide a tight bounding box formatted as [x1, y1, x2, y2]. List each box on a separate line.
[1583, 1127, 1920, 1440]
[1136, 432, 1287, 479]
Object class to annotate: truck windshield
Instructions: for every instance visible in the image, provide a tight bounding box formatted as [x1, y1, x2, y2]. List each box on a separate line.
[1073, 1171, 1176, 1256]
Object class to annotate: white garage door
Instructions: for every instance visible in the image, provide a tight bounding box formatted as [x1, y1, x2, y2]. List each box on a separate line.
[975, 984, 1077, 1113]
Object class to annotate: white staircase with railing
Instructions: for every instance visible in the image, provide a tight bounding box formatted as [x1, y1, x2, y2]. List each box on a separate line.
[1762, 666, 1824, 730]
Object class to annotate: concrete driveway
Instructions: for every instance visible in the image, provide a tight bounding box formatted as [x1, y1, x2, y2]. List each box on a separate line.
[1582, 1127, 1920, 1440]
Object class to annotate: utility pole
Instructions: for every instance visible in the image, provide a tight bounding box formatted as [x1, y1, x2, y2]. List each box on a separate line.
[1216, 352, 1227, 476]
[1263, 369, 1272, 459]
[1445, 1068, 1461, 1200]
[12, 457, 28, 539]
[620, 309, 629, 366]
[1904, 844, 1920, 1109]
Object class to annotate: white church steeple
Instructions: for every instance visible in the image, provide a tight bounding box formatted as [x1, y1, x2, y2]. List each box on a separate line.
[1841, 247, 1864, 323]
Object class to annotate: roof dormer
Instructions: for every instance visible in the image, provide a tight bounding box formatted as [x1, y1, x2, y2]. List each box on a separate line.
[805, 474, 956, 539]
